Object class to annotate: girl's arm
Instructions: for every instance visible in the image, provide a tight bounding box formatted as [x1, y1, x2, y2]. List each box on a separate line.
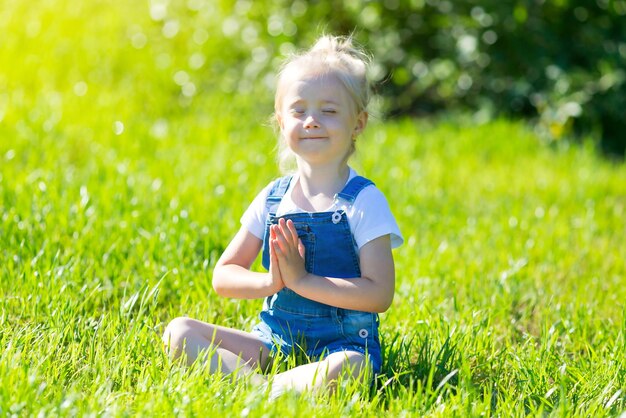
[212, 226, 284, 299]
[271, 220, 395, 313]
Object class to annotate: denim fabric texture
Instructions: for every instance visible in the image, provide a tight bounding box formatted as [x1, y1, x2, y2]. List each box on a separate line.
[252, 175, 383, 373]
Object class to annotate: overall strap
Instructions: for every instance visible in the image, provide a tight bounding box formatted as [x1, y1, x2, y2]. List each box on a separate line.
[265, 175, 293, 214]
[335, 176, 375, 204]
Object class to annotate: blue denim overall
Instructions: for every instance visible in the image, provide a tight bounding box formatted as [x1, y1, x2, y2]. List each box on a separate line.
[251, 175, 382, 373]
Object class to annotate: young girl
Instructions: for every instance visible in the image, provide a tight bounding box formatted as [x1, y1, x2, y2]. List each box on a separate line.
[163, 35, 403, 394]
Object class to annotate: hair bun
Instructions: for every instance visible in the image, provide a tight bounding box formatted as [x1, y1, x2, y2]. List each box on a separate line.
[310, 35, 370, 65]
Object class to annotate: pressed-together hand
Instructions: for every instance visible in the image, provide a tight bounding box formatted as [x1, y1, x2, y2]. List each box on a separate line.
[271, 218, 307, 288]
[268, 224, 285, 293]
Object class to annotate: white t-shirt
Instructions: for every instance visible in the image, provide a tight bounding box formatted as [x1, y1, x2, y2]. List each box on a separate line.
[240, 168, 403, 250]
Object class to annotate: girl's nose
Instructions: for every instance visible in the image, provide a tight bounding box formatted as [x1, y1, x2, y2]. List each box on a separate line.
[303, 114, 320, 129]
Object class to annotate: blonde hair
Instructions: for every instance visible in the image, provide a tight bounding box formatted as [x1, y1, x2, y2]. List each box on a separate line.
[274, 35, 371, 173]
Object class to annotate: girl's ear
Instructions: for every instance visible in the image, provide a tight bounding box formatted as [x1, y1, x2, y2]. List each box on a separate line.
[354, 111, 368, 136]
[275, 112, 284, 130]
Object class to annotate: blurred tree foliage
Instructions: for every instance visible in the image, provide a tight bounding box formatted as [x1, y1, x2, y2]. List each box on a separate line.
[169, 0, 626, 155]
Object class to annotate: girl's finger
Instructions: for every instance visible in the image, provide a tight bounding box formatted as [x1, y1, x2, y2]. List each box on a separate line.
[272, 224, 289, 248]
[278, 218, 296, 247]
[277, 218, 288, 243]
[273, 230, 289, 254]
[276, 219, 296, 249]
[272, 222, 282, 239]
[269, 239, 280, 273]
[298, 239, 305, 258]
[269, 232, 277, 256]
[286, 219, 299, 245]
[272, 239, 283, 256]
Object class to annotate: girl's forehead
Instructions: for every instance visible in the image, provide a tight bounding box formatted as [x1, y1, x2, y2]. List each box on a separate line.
[281, 72, 349, 100]
[289, 76, 339, 92]
[285, 70, 339, 87]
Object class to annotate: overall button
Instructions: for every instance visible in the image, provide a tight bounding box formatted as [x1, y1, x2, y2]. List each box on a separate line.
[331, 211, 342, 224]
[358, 329, 369, 338]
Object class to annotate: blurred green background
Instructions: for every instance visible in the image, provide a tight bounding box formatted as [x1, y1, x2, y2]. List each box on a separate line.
[2, 0, 625, 156]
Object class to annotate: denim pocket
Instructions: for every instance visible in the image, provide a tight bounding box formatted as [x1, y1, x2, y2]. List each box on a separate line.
[340, 311, 377, 346]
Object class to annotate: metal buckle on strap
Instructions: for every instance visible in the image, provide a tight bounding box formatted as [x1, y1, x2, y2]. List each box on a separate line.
[331, 195, 346, 224]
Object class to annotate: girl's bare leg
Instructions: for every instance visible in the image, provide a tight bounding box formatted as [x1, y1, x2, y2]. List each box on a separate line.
[162, 317, 271, 381]
[270, 351, 369, 395]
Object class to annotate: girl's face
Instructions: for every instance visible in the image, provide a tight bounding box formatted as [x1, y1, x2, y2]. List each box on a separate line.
[276, 72, 367, 169]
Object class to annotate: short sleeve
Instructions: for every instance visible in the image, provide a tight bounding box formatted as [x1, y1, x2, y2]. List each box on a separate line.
[240, 181, 273, 240]
[349, 186, 403, 250]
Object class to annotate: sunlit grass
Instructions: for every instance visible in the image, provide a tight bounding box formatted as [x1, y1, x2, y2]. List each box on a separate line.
[2, 1, 626, 416]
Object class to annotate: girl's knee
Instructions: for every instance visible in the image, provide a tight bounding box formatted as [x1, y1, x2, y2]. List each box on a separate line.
[327, 350, 365, 365]
[162, 316, 196, 355]
[326, 351, 368, 379]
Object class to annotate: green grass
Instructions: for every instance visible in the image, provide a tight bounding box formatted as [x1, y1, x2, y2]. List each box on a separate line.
[2, 1, 626, 416]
